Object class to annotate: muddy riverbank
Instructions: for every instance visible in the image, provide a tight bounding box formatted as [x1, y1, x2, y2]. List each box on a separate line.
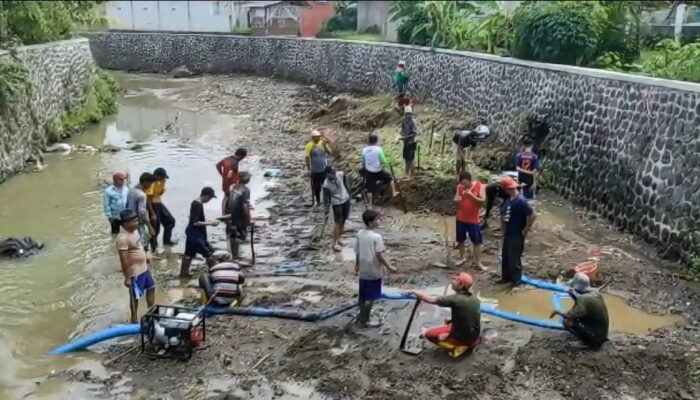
[19, 73, 700, 400]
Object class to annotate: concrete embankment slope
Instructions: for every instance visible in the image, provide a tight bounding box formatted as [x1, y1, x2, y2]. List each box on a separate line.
[88, 31, 700, 264]
[0, 38, 97, 182]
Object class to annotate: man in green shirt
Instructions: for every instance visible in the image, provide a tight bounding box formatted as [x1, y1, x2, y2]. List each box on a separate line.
[405, 272, 481, 358]
[550, 272, 609, 349]
[392, 60, 409, 98]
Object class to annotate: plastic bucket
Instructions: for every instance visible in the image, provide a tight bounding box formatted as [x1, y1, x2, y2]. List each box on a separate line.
[575, 261, 598, 282]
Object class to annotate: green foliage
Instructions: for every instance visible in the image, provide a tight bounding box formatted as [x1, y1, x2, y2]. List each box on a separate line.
[0, 1, 107, 46]
[593, 51, 625, 70]
[471, 7, 513, 54]
[638, 39, 700, 82]
[390, 1, 432, 45]
[0, 61, 31, 107]
[231, 27, 251, 35]
[318, 31, 382, 42]
[513, 1, 607, 65]
[60, 70, 118, 135]
[321, 2, 357, 33]
[599, 1, 642, 62]
[691, 254, 700, 272]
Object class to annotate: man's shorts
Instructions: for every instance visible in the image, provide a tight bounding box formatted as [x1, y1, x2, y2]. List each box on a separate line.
[130, 270, 156, 300]
[402, 142, 417, 162]
[185, 235, 214, 258]
[359, 278, 382, 302]
[364, 170, 392, 194]
[456, 221, 483, 245]
[332, 200, 350, 224]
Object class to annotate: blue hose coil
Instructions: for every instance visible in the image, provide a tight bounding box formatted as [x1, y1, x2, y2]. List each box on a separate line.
[521, 275, 568, 293]
[47, 324, 141, 355]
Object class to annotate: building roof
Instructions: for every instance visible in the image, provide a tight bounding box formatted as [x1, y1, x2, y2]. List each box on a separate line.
[241, 1, 308, 9]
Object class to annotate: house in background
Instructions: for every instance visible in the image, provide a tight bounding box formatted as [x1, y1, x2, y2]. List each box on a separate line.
[105, 0, 334, 37]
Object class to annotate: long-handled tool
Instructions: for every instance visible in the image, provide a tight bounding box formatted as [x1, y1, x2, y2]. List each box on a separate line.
[416, 143, 421, 171]
[249, 224, 256, 265]
[399, 299, 423, 355]
[388, 164, 407, 214]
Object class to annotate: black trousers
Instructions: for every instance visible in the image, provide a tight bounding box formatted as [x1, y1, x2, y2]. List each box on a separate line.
[310, 172, 326, 204]
[153, 203, 176, 245]
[109, 218, 121, 235]
[565, 320, 605, 349]
[501, 235, 524, 283]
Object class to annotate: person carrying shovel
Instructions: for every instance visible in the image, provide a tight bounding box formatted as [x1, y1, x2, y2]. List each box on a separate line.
[304, 130, 332, 207]
[405, 272, 481, 358]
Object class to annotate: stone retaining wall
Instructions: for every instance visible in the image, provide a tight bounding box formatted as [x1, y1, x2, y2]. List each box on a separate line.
[88, 32, 700, 262]
[0, 38, 96, 182]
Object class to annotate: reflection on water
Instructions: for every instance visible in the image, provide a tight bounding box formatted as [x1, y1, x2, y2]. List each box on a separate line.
[0, 73, 271, 399]
[482, 288, 682, 335]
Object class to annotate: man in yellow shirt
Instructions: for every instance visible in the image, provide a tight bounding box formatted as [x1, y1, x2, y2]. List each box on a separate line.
[304, 130, 332, 207]
[148, 168, 177, 251]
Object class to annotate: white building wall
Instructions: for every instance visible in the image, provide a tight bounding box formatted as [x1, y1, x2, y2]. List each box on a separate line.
[105, 1, 248, 32]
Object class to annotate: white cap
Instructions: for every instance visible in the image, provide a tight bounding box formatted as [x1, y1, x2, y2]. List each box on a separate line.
[475, 125, 490, 134]
[568, 272, 592, 293]
[404, 105, 413, 114]
[398, 60, 406, 66]
[311, 130, 321, 137]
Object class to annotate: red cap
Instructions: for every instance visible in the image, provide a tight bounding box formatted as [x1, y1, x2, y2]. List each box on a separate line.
[500, 176, 519, 189]
[453, 272, 474, 290]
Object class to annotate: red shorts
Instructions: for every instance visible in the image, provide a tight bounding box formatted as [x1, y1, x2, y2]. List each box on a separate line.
[424, 325, 479, 346]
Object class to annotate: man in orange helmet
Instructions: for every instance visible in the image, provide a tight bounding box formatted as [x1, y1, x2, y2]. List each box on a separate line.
[405, 272, 481, 357]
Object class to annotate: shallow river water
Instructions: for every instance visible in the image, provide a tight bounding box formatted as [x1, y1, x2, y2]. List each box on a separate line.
[0, 74, 271, 399]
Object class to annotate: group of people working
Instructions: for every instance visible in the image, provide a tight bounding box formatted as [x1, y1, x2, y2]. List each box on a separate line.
[103, 148, 251, 322]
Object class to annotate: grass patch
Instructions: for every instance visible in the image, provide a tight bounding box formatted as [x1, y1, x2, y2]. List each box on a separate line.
[231, 27, 251, 35]
[57, 70, 119, 138]
[319, 30, 384, 42]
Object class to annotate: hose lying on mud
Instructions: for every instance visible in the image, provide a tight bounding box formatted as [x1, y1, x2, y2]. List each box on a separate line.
[521, 275, 569, 293]
[49, 286, 567, 354]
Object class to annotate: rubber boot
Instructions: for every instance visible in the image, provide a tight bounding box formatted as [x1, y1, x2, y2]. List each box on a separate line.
[180, 256, 193, 278]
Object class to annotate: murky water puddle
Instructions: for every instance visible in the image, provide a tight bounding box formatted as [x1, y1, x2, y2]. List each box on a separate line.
[0, 73, 276, 399]
[482, 288, 682, 335]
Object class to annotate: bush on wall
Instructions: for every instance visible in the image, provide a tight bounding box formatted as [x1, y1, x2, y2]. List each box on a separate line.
[513, 1, 608, 65]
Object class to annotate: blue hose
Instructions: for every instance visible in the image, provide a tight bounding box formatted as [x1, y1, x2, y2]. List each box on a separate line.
[47, 324, 141, 355]
[50, 285, 568, 354]
[521, 275, 568, 293]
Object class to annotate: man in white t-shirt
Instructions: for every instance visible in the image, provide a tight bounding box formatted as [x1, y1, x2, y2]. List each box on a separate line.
[354, 209, 397, 327]
[322, 166, 351, 252]
[361, 134, 398, 208]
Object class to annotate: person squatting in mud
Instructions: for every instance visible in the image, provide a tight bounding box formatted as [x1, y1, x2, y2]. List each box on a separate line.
[355, 209, 397, 327]
[226, 171, 252, 259]
[406, 272, 481, 358]
[499, 176, 537, 285]
[103, 171, 130, 235]
[361, 133, 399, 209]
[322, 165, 351, 252]
[305, 130, 332, 207]
[181, 187, 220, 278]
[550, 272, 609, 349]
[116, 209, 156, 323]
[199, 262, 245, 307]
[216, 148, 247, 214]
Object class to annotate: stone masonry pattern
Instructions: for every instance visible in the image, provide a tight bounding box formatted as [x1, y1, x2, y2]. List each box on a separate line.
[88, 32, 700, 263]
[0, 39, 96, 182]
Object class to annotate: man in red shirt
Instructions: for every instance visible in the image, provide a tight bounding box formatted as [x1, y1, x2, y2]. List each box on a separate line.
[216, 148, 247, 214]
[454, 172, 486, 270]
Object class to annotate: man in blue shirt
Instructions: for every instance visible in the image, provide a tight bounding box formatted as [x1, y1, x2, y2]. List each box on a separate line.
[514, 136, 539, 200]
[103, 172, 130, 234]
[499, 176, 536, 284]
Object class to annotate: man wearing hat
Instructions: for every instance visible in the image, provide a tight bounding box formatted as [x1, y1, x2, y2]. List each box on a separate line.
[406, 272, 481, 358]
[227, 171, 252, 259]
[399, 105, 418, 180]
[499, 176, 536, 284]
[126, 173, 156, 252]
[181, 187, 220, 277]
[116, 209, 156, 323]
[304, 129, 332, 207]
[322, 165, 350, 252]
[103, 171, 130, 234]
[550, 272, 609, 349]
[392, 60, 409, 98]
[149, 167, 177, 250]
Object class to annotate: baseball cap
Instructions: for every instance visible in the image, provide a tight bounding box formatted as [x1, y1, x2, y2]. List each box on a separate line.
[404, 105, 413, 114]
[500, 176, 519, 190]
[568, 272, 592, 293]
[398, 60, 406, 66]
[201, 186, 217, 198]
[311, 130, 321, 137]
[153, 167, 169, 179]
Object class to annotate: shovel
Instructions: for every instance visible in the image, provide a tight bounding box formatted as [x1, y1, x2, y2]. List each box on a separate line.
[249, 224, 256, 265]
[399, 299, 423, 355]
